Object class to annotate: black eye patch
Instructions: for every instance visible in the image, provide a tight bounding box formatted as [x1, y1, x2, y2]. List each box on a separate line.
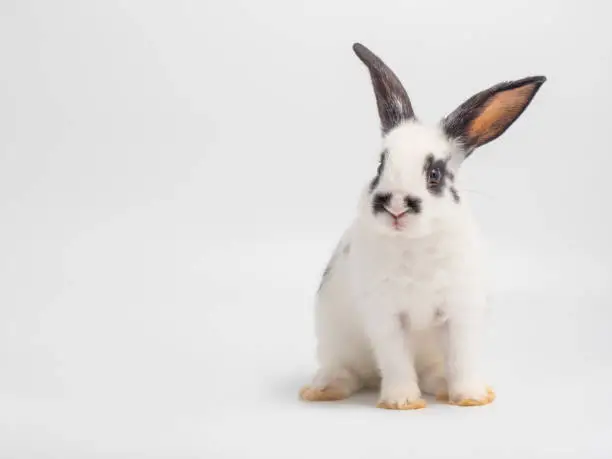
[423, 154, 454, 199]
[369, 150, 388, 192]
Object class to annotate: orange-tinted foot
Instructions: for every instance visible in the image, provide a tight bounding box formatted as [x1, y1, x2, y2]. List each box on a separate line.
[376, 398, 427, 410]
[299, 385, 349, 402]
[446, 386, 495, 406]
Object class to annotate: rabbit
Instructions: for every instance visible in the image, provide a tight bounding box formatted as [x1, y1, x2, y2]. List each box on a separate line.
[299, 42, 546, 410]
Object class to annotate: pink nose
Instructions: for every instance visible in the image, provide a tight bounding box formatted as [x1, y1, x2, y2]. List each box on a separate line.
[387, 195, 408, 217]
[387, 208, 407, 218]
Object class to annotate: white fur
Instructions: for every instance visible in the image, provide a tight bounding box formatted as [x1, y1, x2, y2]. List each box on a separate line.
[305, 120, 492, 406]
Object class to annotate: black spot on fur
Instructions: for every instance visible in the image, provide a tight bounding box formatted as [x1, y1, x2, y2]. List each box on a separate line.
[434, 308, 448, 324]
[423, 154, 453, 198]
[319, 253, 336, 291]
[372, 192, 392, 214]
[399, 313, 410, 331]
[369, 150, 388, 192]
[450, 186, 460, 203]
[318, 265, 331, 292]
[404, 195, 422, 214]
[423, 154, 434, 174]
[318, 243, 350, 292]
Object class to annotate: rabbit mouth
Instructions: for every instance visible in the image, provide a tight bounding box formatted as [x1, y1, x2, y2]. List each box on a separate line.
[381, 207, 409, 230]
[390, 217, 406, 231]
[378, 211, 407, 231]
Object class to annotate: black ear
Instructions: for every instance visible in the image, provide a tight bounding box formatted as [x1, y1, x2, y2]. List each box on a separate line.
[352, 43, 415, 134]
[442, 76, 546, 157]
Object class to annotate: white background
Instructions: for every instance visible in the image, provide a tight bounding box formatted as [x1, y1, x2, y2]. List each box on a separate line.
[2, 0, 612, 457]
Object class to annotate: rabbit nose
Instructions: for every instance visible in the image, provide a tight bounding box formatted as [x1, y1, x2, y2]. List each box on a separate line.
[372, 192, 421, 217]
[386, 205, 406, 218]
[387, 194, 413, 216]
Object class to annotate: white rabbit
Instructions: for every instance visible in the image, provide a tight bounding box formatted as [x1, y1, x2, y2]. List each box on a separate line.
[299, 43, 546, 409]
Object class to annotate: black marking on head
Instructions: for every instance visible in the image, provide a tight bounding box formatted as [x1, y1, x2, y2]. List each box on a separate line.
[369, 150, 388, 192]
[422, 154, 434, 174]
[450, 186, 460, 203]
[404, 195, 422, 214]
[423, 154, 450, 197]
[372, 192, 392, 215]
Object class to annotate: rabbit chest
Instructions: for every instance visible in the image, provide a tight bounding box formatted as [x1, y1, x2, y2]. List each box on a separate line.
[349, 232, 461, 331]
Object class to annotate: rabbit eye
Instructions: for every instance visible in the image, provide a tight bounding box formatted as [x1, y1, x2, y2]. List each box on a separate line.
[428, 168, 442, 184]
[423, 154, 449, 196]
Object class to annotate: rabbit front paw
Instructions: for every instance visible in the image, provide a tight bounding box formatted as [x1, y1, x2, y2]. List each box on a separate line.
[377, 382, 426, 410]
[439, 382, 495, 406]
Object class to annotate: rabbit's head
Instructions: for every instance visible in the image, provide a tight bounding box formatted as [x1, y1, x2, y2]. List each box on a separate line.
[352, 43, 545, 237]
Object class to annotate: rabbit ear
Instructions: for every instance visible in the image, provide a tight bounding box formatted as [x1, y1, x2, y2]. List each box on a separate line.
[353, 43, 415, 134]
[443, 76, 546, 157]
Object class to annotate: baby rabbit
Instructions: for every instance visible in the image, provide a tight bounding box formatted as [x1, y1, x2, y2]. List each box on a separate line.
[299, 43, 545, 409]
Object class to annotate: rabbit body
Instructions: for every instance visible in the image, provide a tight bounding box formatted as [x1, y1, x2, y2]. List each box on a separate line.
[300, 43, 545, 409]
[303, 123, 490, 408]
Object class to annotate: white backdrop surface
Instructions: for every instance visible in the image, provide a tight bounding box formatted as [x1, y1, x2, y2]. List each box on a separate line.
[1, 1, 611, 457]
